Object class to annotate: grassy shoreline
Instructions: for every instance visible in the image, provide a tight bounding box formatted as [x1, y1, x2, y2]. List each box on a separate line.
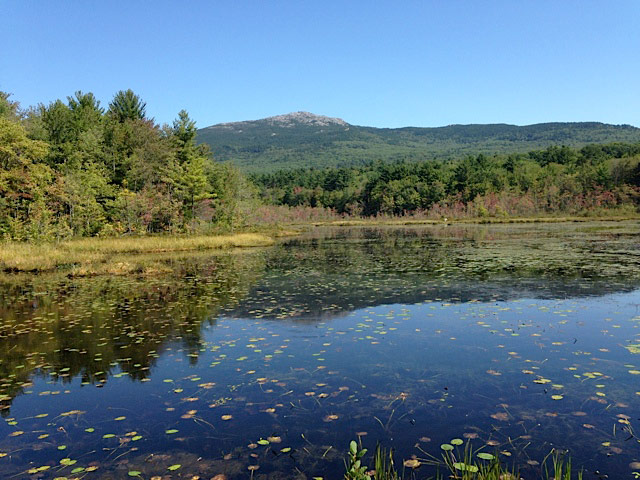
[0, 232, 275, 275]
[2, 215, 638, 275]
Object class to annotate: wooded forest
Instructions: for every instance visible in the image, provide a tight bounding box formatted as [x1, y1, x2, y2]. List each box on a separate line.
[252, 144, 640, 217]
[2, 89, 640, 242]
[0, 90, 250, 241]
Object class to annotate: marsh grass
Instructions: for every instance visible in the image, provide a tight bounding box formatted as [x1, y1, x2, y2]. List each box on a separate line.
[0, 233, 274, 274]
[346, 440, 584, 480]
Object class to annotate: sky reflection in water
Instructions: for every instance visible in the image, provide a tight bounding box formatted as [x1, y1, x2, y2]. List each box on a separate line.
[1, 223, 640, 479]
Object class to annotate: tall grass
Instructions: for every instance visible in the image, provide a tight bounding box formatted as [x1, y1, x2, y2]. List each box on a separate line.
[0, 233, 274, 273]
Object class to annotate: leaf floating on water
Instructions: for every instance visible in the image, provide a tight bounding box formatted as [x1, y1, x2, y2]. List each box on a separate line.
[453, 462, 478, 472]
[403, 459, 421, 468]
[551, 395, 564, 400]
[165, 429, 179, 434]
[450, 438, 463, 446]
[533, 377, 551, 384]
[477, 453, 495, 460]
[490, 412, 509, 421]
[281, 447, 292, 453]
[441, 444, 454, 451]
[167, 464, 181, 471]
[257, 439, 269, 445]
[60, 410, 85, 416]
[128, 471, 142, 477]
[221, 415, 233, 421]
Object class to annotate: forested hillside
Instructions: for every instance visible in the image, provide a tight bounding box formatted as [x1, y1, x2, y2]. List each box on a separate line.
[0, 91, 250, 241]
[197, 112, 640, 172]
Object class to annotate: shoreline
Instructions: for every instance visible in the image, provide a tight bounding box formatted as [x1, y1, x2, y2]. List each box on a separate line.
[306, 214, 640, 227]
[2, 215, 638, 275]
[0, 232, 275, 275]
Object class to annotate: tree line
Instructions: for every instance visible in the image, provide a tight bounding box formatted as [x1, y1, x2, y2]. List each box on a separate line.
[2, 88, 640, 242]
[251, 143, 640, 217]
[0, 90, 250, 241]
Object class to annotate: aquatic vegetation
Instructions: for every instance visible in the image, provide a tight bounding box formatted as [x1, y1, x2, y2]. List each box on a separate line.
[0, 223, 638, 478]
[0, 232, 274, 273]
[347, 440, 585, 480]
[345, 440, 370, 480]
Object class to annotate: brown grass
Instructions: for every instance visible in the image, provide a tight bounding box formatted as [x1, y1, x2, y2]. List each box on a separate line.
[0, 233, 274, 273]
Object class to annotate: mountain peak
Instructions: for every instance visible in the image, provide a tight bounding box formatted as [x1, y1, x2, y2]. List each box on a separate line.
[262, 111, 348, 127]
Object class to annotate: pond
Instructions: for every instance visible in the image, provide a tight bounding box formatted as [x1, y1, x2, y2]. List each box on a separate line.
[1, 222, 640, 479]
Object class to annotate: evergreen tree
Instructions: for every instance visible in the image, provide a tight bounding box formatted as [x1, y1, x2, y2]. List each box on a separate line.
[108, 89, 146, 122]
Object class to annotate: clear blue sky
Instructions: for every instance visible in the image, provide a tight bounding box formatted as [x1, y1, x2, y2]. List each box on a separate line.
[2, 1, 639, 128]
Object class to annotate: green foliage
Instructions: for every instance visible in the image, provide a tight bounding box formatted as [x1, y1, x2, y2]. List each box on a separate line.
[345, 440, 583, 480]
[345, 440, 370, 480]
[3, 91, 639, 241]
[197, 114, 640, 172]
[372, 444, 399, 480]
[543, 450, 583, 480]
[252, 143, 640, 217]
[0, 92, 20, 121]
[0, 90, 251, 240]
[108, 89, 147, 122]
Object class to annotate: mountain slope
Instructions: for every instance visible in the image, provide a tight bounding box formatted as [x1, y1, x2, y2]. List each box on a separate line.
[196, 112, 640, 172]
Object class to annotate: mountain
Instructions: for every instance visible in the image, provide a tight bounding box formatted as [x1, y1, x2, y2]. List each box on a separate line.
[196, 112, 640, 172]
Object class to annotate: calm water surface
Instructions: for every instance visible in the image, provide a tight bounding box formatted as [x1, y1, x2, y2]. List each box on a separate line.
[1, 223, 640, 479]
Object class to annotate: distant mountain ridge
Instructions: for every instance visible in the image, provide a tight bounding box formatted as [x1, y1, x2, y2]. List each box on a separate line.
[196, 112, 640, 172]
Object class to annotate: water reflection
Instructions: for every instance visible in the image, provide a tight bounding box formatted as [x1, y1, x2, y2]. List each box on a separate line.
[232, 223, 640, 320]
[0, 253, 265, 413]
[0, 223, 639, 479]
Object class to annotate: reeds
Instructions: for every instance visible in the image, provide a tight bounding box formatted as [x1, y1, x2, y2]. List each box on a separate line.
[0, 233, 274, 273]
[344, 440, 583, 480]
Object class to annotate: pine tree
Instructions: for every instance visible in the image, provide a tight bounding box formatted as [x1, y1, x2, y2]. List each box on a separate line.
[108, 89, 146, 122]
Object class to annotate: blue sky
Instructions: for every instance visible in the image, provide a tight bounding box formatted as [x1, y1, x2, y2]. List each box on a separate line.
[2, 1, 639, 128]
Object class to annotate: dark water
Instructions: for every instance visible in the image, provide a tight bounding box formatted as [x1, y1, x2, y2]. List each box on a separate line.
[1, 223, 640, 479]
